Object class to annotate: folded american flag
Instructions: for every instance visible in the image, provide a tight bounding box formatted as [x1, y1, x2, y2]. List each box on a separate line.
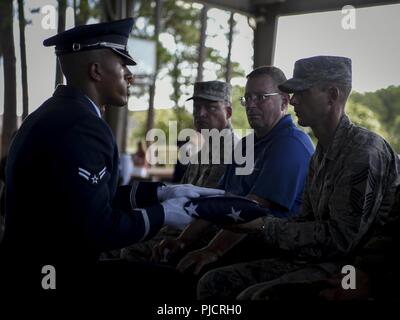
[184, 195, 271, 224]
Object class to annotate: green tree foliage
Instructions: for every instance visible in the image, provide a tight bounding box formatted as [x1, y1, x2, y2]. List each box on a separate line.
[230, 85, 250, 135]
[346, 99, 388, 137]
[131, 0, 201, 103]
[349, 86, 400, 152]
[129, 108, 193, 149]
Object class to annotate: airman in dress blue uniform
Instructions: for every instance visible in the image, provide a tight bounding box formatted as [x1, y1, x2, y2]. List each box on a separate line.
[0, 18, 222, 295]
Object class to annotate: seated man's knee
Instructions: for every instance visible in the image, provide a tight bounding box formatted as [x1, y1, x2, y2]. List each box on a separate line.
[197, 268, 229, 300]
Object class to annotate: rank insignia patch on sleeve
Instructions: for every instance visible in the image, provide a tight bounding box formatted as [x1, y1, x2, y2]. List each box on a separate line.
[78, 166, 107, 185]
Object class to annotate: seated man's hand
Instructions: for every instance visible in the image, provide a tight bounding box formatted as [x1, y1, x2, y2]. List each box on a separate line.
[162, 197, 193, 230]
[319, 270, 370, 300]
[151, 238, 186, 263]
[223, 217, 265, 234]
[157, 184, 224, 202]
[176, 247, 219, 275]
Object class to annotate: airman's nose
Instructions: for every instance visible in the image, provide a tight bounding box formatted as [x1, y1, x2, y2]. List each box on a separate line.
[125, 72, 135, 86]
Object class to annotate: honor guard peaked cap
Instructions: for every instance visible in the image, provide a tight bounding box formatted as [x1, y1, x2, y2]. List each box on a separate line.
[43, 18, 136, 65]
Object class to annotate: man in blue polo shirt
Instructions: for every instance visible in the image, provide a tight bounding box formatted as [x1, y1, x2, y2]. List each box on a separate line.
[219, 93, 314, 218]
[152, 66, 314, 275]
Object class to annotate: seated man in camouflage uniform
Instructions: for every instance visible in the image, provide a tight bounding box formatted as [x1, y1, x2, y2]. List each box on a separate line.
[245, 187, 400, 301]
[121, 81, 237, 262]
[317, 185, 400, 301]
[197, 56, 400, 300]
[152, 66, 314, 274]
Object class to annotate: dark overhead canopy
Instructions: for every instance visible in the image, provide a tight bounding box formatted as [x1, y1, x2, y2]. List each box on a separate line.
[194, 0, 399, 16]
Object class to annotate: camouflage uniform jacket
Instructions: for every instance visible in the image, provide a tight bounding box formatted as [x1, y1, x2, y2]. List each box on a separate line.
[260, 114, 400, 261]
[351, 186, 400, 298]
[181, 126, 239, 188]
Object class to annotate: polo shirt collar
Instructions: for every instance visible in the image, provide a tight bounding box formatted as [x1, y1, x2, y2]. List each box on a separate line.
[256, 114, 294, 143]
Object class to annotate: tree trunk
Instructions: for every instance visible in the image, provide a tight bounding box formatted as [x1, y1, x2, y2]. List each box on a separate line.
[127, 0, 135, 17]
[73, 0, 91, 27]
[101, 0, 116, 21]
[77, 0, 90, 26]
[55, 0, 66, 87]
[171, 55, 181, 108]
[18, 0, 29, 120]
[73, 0, 77, 25]
[225, 12, 234, 84]
[146, 0, 162, 140]
[0, 0, 17, 157]
[196, 4, 208, 82]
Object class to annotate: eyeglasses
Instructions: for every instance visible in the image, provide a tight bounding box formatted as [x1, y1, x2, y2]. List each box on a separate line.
[239, 93, 279, 107]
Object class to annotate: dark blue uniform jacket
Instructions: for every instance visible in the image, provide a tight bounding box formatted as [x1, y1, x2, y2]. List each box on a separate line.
[1, 85, 164, 267]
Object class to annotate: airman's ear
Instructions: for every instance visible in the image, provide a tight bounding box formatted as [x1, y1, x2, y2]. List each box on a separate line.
[88, 62, 102, 82]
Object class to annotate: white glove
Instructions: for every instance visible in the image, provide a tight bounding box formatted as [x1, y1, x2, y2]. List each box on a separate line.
[161, 197, 193, 230]
[157, 184, 224, 202]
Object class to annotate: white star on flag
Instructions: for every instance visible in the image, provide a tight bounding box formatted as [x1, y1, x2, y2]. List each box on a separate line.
[227, 207, 243, 222]
[185, 203, 199, 217]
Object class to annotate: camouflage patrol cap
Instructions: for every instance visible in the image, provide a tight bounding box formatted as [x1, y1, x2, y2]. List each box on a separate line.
[187, 81, 232, 102]
[279, 56, 352, 93]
